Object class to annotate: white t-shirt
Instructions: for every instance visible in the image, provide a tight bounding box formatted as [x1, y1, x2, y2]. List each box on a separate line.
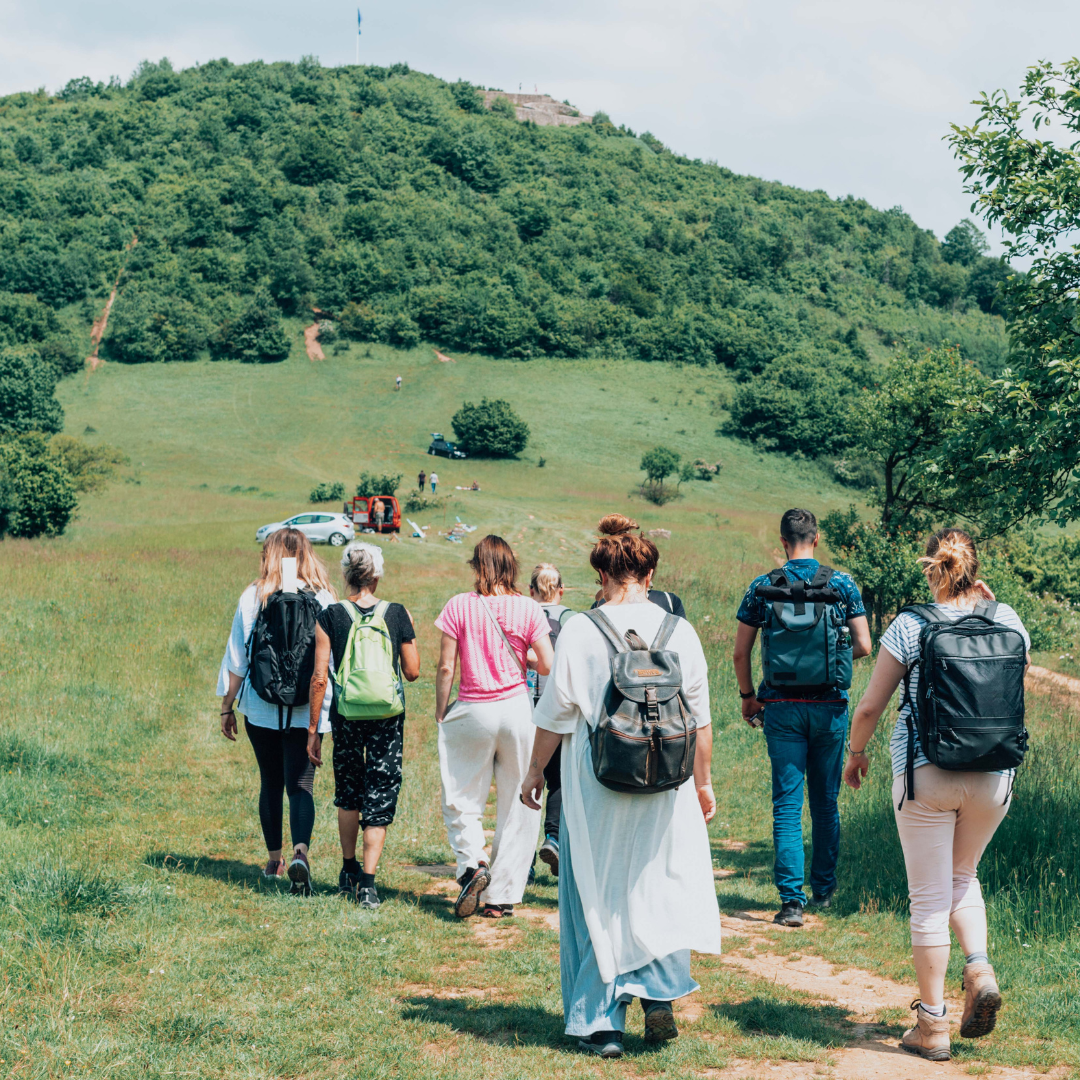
[216, 583, 335, 732]
[880, 602, 1030, 777]
[533, 601, 722, 983]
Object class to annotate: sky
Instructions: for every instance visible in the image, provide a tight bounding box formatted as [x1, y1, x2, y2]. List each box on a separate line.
[0, 0, 1074, 251]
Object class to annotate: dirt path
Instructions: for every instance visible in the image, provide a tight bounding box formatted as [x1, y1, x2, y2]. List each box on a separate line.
[304, 323, 325, 361]
[86, 233, 137, 372]
[1027, 665, 1080, 696]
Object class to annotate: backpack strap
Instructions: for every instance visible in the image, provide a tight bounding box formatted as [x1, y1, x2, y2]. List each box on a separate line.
[584, 607, 629, 653]
[894, 604, 941, 809]
[650, 613, 681, 651]
[898, 604, 947, 624]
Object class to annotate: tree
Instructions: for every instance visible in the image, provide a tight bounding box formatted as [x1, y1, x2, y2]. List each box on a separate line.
[356, 472, 402, 498]
[942, 60, 1080, 532]
[105, 288, 211, 364]
[639, 446, 681, 504]
[451, 399, 529, 457]
[212, 293, 291, 363]
[0, 433, 78, 538]
[0, 347, 63, 434]
[941, 220, 989, 266]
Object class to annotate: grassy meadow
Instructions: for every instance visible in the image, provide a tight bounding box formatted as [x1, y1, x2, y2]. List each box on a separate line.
[2, 339, 1078, 1077]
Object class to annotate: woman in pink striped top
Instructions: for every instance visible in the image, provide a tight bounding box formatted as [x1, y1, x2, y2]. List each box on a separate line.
[435, 535, 555, 919]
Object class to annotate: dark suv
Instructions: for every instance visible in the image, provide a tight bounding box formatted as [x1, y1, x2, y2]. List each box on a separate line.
[428, 434, 467, 459]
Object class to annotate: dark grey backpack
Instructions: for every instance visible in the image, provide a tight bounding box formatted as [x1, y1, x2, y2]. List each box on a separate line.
[584, 608, 697, 794]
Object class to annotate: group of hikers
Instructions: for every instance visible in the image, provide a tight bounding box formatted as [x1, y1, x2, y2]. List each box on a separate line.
[218, 507, 1028, 1061]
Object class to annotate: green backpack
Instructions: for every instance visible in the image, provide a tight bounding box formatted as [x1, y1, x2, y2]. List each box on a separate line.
[333, 600, 405, 720]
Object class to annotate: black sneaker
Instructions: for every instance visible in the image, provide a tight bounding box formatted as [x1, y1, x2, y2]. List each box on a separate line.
[642, 1000, 679, 1043]
[357, 886, 380, 910]
[808, 892, 832, 909]
[538, 834, 560, 877]
[774, 900, 805, 927]
[339, 869, 360, 901]
[578, 1030, 623, 1058]
[454, 864, 491, 919]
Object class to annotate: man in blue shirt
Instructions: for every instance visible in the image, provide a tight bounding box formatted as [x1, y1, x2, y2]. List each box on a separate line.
[733, 508, 871, 927]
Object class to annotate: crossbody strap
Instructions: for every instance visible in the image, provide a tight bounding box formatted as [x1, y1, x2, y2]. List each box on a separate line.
[476, 594, 527, 677]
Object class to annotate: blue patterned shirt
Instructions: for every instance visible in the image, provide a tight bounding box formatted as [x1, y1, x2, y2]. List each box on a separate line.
[736, 559, 866, 702]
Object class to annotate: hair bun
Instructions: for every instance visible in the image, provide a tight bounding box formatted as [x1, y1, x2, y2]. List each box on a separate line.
[597, 513, 639, 537]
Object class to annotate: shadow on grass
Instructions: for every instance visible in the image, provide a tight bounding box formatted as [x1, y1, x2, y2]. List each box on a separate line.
[713, 997, 852, 1048]
[714, 891, 775, 914]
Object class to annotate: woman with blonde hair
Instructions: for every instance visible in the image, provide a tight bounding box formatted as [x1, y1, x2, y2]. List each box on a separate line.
[843, 528, 1030, 1061]
[521, 515, 721, 1058]
[218, 529, 335, 892]
[435, 535, 555, 919]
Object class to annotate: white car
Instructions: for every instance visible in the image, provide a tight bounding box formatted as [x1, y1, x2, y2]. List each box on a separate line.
[256, 513, 355, 547]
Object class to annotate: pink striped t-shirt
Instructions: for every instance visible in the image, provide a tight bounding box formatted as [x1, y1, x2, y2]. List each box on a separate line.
[435, 592, 549, 702]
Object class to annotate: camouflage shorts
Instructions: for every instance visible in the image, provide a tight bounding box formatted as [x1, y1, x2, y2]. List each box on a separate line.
[331, 714, 404, 828]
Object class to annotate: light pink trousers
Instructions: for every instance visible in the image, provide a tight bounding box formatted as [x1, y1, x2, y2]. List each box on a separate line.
[892, 764, 1011, 947]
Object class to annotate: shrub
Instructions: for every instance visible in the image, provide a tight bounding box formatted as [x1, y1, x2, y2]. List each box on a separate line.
[310, 481, 346, 503]
[451, 398, 529, 457]
[0, 433, 78, 538]
[49, 435, 126, 493]
[0, 347, 63, 434]
[639, 445, 682, 505]
[356, 471, 402, 498]
[105, 288, 211, 364]
[403, 490, 442, 513]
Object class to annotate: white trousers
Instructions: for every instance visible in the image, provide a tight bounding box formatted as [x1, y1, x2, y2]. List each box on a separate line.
[437, 694, 541, 904]
[892, 765, 1011, 947]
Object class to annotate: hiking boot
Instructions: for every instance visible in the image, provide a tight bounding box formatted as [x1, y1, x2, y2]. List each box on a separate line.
[338, 869, 360, 901]
[578, 1031, 623, 1058]
[901, 1001, 951, 1061]
[538, 834, 560, 877]
[357, 886, 381, 910]
[287, 850, 311, 896]
[960, 962, 1002, 1038]
[454, 864, 491, 919]
[774, 901, 805, 927]
[808, 892, 832, 909]
[481, 904, 513, 918]
[263, 858, 286, 879]
[642, 1000, 679, 1043]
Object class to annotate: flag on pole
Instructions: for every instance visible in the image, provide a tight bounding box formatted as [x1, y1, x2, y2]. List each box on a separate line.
[357, 8, 362, 34]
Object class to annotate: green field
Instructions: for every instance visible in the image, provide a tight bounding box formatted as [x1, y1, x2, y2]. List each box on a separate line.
[3, 342, 1078, 1078]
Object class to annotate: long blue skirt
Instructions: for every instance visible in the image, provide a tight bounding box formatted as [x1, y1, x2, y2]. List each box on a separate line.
[559, 820, 699, 1036]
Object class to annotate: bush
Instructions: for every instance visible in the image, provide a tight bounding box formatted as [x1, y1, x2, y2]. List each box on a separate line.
[49, 435, 126, 493]
[212, 292, 290, 363]
[0, 433, 78, 538]
[403, 490, 443, 513]
[639, 445, 682, 505]
[105, 287, 212, 364]
[0, 347, 63, 434]
[310, 481, 346, 503]
[356, 471, 402, 498]
[451, 398, 529, 457]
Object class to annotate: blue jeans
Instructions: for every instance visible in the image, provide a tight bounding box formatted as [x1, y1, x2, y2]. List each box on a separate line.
[763, 701, 848, 905]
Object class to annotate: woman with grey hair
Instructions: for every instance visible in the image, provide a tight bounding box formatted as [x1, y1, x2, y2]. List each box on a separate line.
[307, 541, 419, 909]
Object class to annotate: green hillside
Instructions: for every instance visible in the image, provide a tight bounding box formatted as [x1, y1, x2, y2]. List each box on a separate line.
[0, 57, 1008, 389]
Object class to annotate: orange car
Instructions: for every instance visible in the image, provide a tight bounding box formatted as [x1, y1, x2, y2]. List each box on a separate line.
[345, 495, 402, 534]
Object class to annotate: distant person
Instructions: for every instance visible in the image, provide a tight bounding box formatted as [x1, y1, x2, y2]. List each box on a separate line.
[732, 508, 871, 926]
[528, 563, 574, 876]
[306, 542, 419, 909]
[430, 472, 439, 494]
[434, 536, 554, 919]
[218, 529, 335, 894]
[470, 480, 480, 491]
[522, 515, 720, 1058]
[418, 469, 427, 493]
[843, 529, 1029, 1061]
[372, 498, 385, 532]
[395, 375, 402, 390]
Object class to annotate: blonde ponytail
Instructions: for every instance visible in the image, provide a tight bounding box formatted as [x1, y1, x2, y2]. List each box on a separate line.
[919, 528, 979, 601]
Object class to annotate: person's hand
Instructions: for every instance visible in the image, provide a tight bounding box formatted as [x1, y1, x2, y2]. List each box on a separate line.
[307, 731, 323, 767]
[221, 707, 237, 741]
[842, 752, 869, 790]
[741, 695, 762, 725]
[973, 579, 996, 602]
[520, 768, 545, 810]
[697, 783, 716, 822]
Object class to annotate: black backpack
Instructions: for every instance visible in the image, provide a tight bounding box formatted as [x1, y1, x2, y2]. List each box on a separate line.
[898, 602, 1028, 806]
[584, 608, 696, 794]
[247, 589, 323, 728]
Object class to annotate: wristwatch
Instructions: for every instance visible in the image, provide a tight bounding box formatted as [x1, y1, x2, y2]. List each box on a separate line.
[739, 689, 756, 699]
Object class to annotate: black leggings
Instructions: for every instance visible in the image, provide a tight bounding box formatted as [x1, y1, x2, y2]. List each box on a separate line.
[245, 721, 317, 852]
[544, 744, 562, 839]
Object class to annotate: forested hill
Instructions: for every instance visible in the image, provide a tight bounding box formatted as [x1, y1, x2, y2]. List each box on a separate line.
[0, 57, 1008, 380]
